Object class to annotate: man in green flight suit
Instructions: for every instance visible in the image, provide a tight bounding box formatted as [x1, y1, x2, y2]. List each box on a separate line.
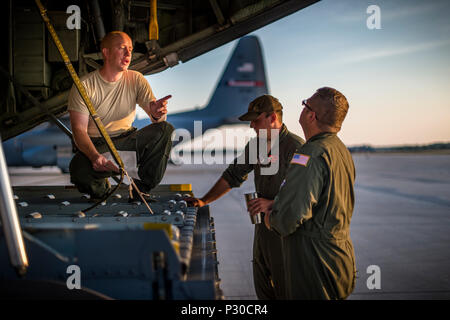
[265, 87, 356, 299]
[187, 95, 304, 299]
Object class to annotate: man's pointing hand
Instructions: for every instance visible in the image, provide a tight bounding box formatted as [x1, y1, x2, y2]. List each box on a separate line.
[150, 95, 172, 120]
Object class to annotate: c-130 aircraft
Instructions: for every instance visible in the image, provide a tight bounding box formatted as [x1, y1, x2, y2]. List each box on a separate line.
[3, 35, 269, 171]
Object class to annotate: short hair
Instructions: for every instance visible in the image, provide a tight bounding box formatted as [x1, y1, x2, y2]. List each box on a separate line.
[100, 31, 131, 58]
[315, 87, 349, 131]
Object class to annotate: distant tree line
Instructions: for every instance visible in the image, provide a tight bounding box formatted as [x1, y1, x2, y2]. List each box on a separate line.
[348, 143, 450, 153]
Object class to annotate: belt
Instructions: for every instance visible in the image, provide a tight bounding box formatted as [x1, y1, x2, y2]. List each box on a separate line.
[91, 127, 137, 144]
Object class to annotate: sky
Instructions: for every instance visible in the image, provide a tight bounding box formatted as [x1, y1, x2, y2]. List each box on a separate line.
[139, 0, 450, 147]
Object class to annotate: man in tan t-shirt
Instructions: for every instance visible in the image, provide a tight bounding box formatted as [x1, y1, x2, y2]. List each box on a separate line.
[68, 31, 174, 198]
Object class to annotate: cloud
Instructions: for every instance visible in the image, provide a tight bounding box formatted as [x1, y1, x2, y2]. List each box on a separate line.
[338, 39, 450, 64]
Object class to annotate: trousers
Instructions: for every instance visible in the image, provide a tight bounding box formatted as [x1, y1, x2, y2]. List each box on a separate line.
[69, 121, 174, 198]
[253, 216, 286, 299]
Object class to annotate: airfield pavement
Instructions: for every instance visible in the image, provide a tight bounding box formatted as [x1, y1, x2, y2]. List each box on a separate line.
[8, 153, 450, 300]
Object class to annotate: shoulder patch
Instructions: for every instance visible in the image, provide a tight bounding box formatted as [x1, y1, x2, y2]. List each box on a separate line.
[290, 153, 310, 166]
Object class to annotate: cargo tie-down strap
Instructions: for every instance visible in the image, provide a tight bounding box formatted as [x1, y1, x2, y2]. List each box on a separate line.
[35, 0, 153, 214]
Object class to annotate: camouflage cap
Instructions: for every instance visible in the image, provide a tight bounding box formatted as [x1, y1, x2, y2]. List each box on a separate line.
[238, 95, 283, 121]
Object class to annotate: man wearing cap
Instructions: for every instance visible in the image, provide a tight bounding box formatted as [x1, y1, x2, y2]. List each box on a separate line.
[265, 87, 356, 299]
[187, 95, 304, 299]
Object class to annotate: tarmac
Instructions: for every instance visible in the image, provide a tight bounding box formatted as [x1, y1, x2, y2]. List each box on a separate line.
[8, 153, 450, 300]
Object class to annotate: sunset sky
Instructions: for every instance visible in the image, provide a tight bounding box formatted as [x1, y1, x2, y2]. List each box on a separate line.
[140, 0, 450, 147]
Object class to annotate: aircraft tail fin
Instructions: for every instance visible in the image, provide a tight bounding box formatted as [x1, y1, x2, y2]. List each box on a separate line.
[202, 36, 269, 122]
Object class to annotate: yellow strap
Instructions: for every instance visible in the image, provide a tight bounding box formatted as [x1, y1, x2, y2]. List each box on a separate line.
[170, 184, 192, 192]
[149, 0, 159, 40]
[34, 0, 124, 169]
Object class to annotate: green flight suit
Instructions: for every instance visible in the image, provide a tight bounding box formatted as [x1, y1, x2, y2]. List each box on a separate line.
[270, 132, 356, 300]
[222, 124, 304, 299]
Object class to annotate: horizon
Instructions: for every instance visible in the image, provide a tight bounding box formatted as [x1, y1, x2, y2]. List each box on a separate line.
[169, 124, 450, 155]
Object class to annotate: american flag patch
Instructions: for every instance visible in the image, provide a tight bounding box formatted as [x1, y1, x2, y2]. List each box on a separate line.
[290, 153, 310, 166]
